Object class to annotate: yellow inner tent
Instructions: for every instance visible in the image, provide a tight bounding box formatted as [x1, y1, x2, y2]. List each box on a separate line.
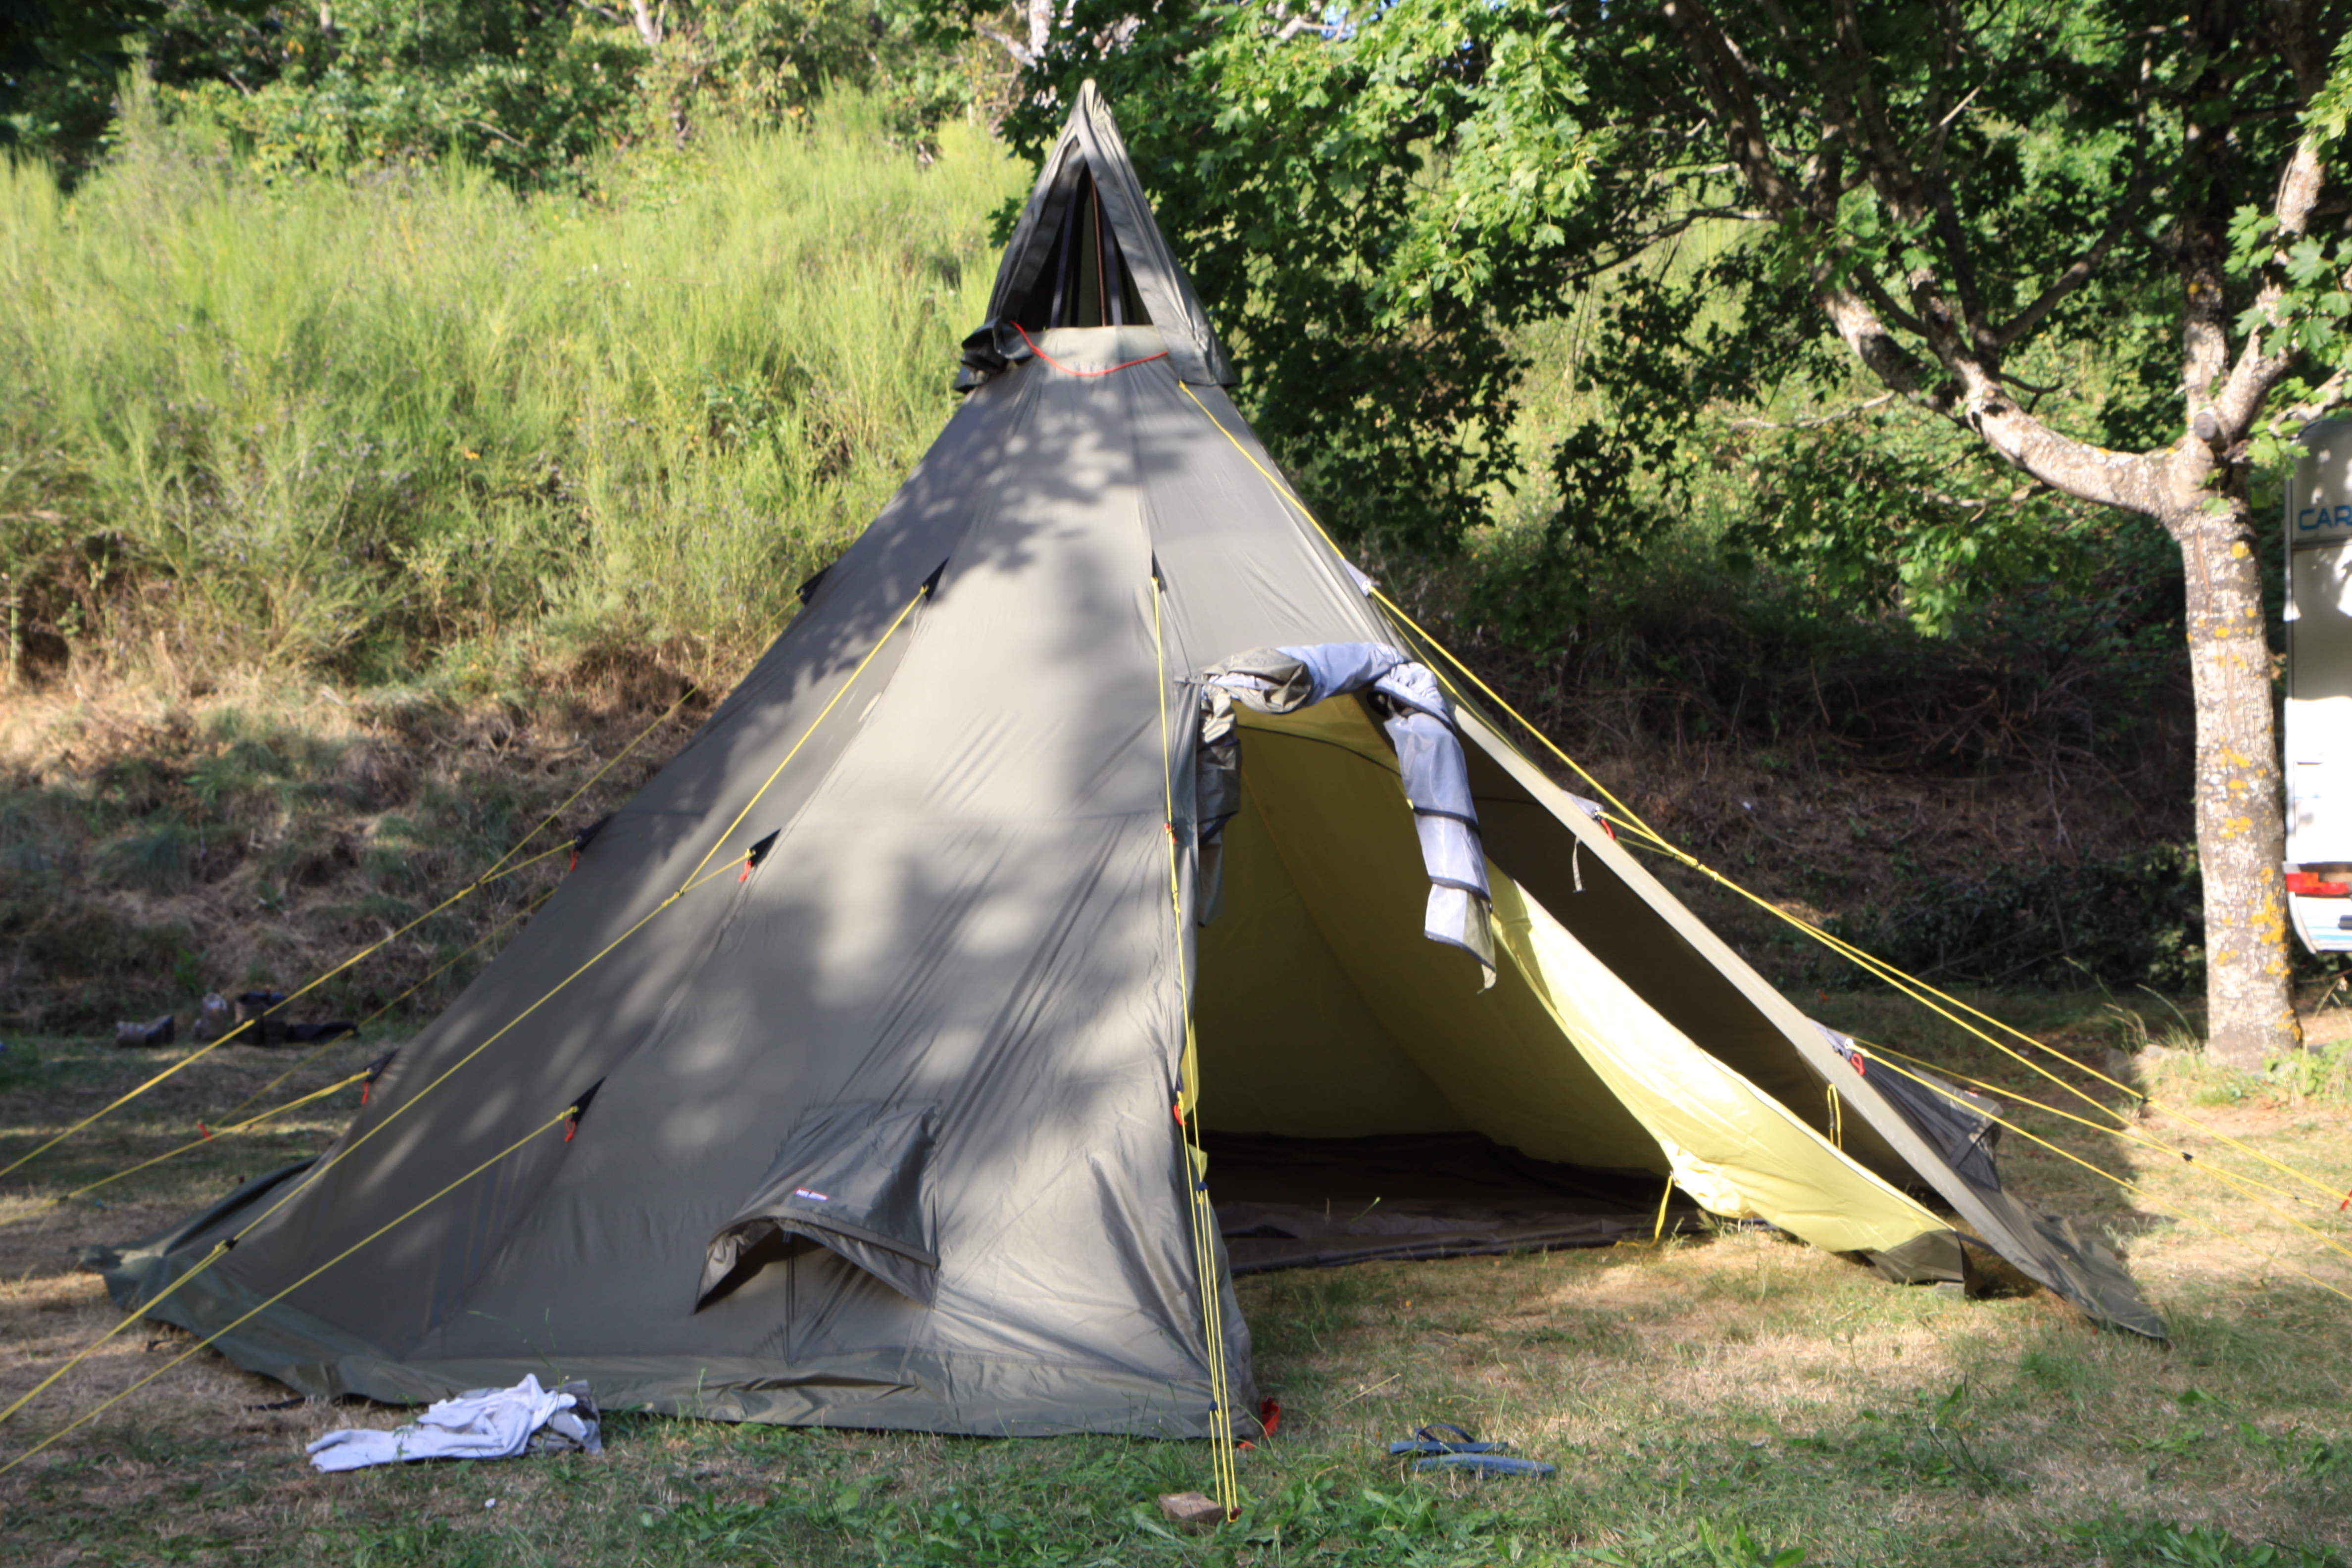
[1191, 698, 1940, 1258]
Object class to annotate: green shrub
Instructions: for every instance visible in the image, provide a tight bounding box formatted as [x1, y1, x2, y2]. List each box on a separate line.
[1828, 843, 2204, 992]
[158, 0, 647, 192]
[2266, 1038, 2352, 1104]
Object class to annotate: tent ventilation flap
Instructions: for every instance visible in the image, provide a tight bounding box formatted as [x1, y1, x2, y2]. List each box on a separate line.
[696, 1102, 942, 1309]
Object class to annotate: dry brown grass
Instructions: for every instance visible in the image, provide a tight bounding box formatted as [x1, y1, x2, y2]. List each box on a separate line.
[0, 650, 710, 1040]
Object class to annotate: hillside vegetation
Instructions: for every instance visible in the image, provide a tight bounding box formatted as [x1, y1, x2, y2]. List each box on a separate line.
[0, 92, 2264, 1040]
[1, 95, 1016, 684]
[0, 23, 2347, 1568]
[0, 101, 1023, 1030]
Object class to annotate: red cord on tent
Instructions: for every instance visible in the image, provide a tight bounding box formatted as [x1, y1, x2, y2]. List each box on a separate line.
[196, 1123, 212, 1140]
[1260, 1398, 1282, 1437]
[1013, 323, 1169, 378]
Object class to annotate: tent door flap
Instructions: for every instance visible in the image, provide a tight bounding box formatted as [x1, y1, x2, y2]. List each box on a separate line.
[696, 1102, 942, 1308]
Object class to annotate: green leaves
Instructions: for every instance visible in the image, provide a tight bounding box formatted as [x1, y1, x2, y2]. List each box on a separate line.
[967, 0, 2304, 640]
[2307, 28, 2352, 144]
[984, 0, 1602, 559]
[10, 0, 980, 190]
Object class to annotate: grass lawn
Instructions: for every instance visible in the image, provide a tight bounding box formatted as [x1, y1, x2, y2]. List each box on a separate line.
[1, 998, 2349, 1567]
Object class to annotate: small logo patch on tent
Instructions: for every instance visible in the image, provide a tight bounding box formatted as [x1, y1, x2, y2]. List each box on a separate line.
[793, 1188, 830, 1203]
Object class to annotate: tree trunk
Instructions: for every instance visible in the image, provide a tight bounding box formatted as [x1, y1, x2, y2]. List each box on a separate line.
[2170, 498, 2299, 1066]
[628, 0, 662, 49]
[1652, 0, 2318, 1066]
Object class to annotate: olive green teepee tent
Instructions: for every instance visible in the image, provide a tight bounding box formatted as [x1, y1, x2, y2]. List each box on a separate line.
[107, 83, 2158, 1443]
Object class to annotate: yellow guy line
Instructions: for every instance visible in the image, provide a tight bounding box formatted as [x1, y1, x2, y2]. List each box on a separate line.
[3, 602, 897, 1437]
[0, 852, 748, 1434]
[674, 585, 928, 894]
[0, 843, 555, 1183]
[1152, 576, 1242, 1520]
[1730, 884, 2351, 1208]
[218, 857, 753, 1258]
[1858, 1050, 2352, 1310]
[0, 682, 692, 1184]
[35, 1072, 370, 1214]
[1854, 1036, 2319, 1210]
[214, 883, 559, 1127]
[1833, 944, 2350, 1205]
[1675, 889, 2349, 1225]
[1180, 383, 1680, 848]
[1849, 1041, 2352, 1268]
[26, 886, 559, 1219]
[0, 1240, 230, 1429]
[476, 684, 699, 883]
[1179, 381, 2352, 1224]
[0, 1105, 578, 1477]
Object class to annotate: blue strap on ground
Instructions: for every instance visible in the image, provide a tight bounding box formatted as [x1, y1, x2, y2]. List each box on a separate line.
[1388, 1422, 1513, 1456]
[1412, 1453, 1557, 1478]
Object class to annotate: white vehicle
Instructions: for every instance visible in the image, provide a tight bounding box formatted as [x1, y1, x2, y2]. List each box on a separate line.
[2284, 420, 2352, 953]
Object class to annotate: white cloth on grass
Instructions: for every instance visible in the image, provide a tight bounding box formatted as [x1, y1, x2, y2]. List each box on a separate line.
[306, 1374, 576, 1472]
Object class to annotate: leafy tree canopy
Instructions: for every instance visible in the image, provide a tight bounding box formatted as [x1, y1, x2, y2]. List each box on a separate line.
[982, 0, 2346, 636]
[970, 0, 2352, 1061]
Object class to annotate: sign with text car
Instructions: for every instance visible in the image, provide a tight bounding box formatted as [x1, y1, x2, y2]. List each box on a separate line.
[2284, 420, 2352, 953]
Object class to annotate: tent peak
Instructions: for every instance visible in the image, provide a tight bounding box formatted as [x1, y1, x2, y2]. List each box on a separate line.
[957, 85, 1233, 391]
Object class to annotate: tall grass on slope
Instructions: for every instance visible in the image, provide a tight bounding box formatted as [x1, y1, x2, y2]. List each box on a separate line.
[0, 97, 1021, 691]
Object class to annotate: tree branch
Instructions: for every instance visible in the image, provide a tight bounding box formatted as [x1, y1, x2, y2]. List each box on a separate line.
[2204, 128, 2331, 442]
[1848, 268, 1928, 341]
[626, 0, 660, 49]
[470, 119, 531, 150]
[976, 23, 1032, 67]
[2178, 24, 2241, 414]
[1989, 141, 2157, 349]
[1660, 0, 1812, 217]
[1964, 388, 2170, 515]
[1820, 0, 1995, 360]
[1816, 287, 1942, 408]
[1027, 0, 1057, 65]
[1666, 0, 2186, 524]
[2271, 364, 2352, 430]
